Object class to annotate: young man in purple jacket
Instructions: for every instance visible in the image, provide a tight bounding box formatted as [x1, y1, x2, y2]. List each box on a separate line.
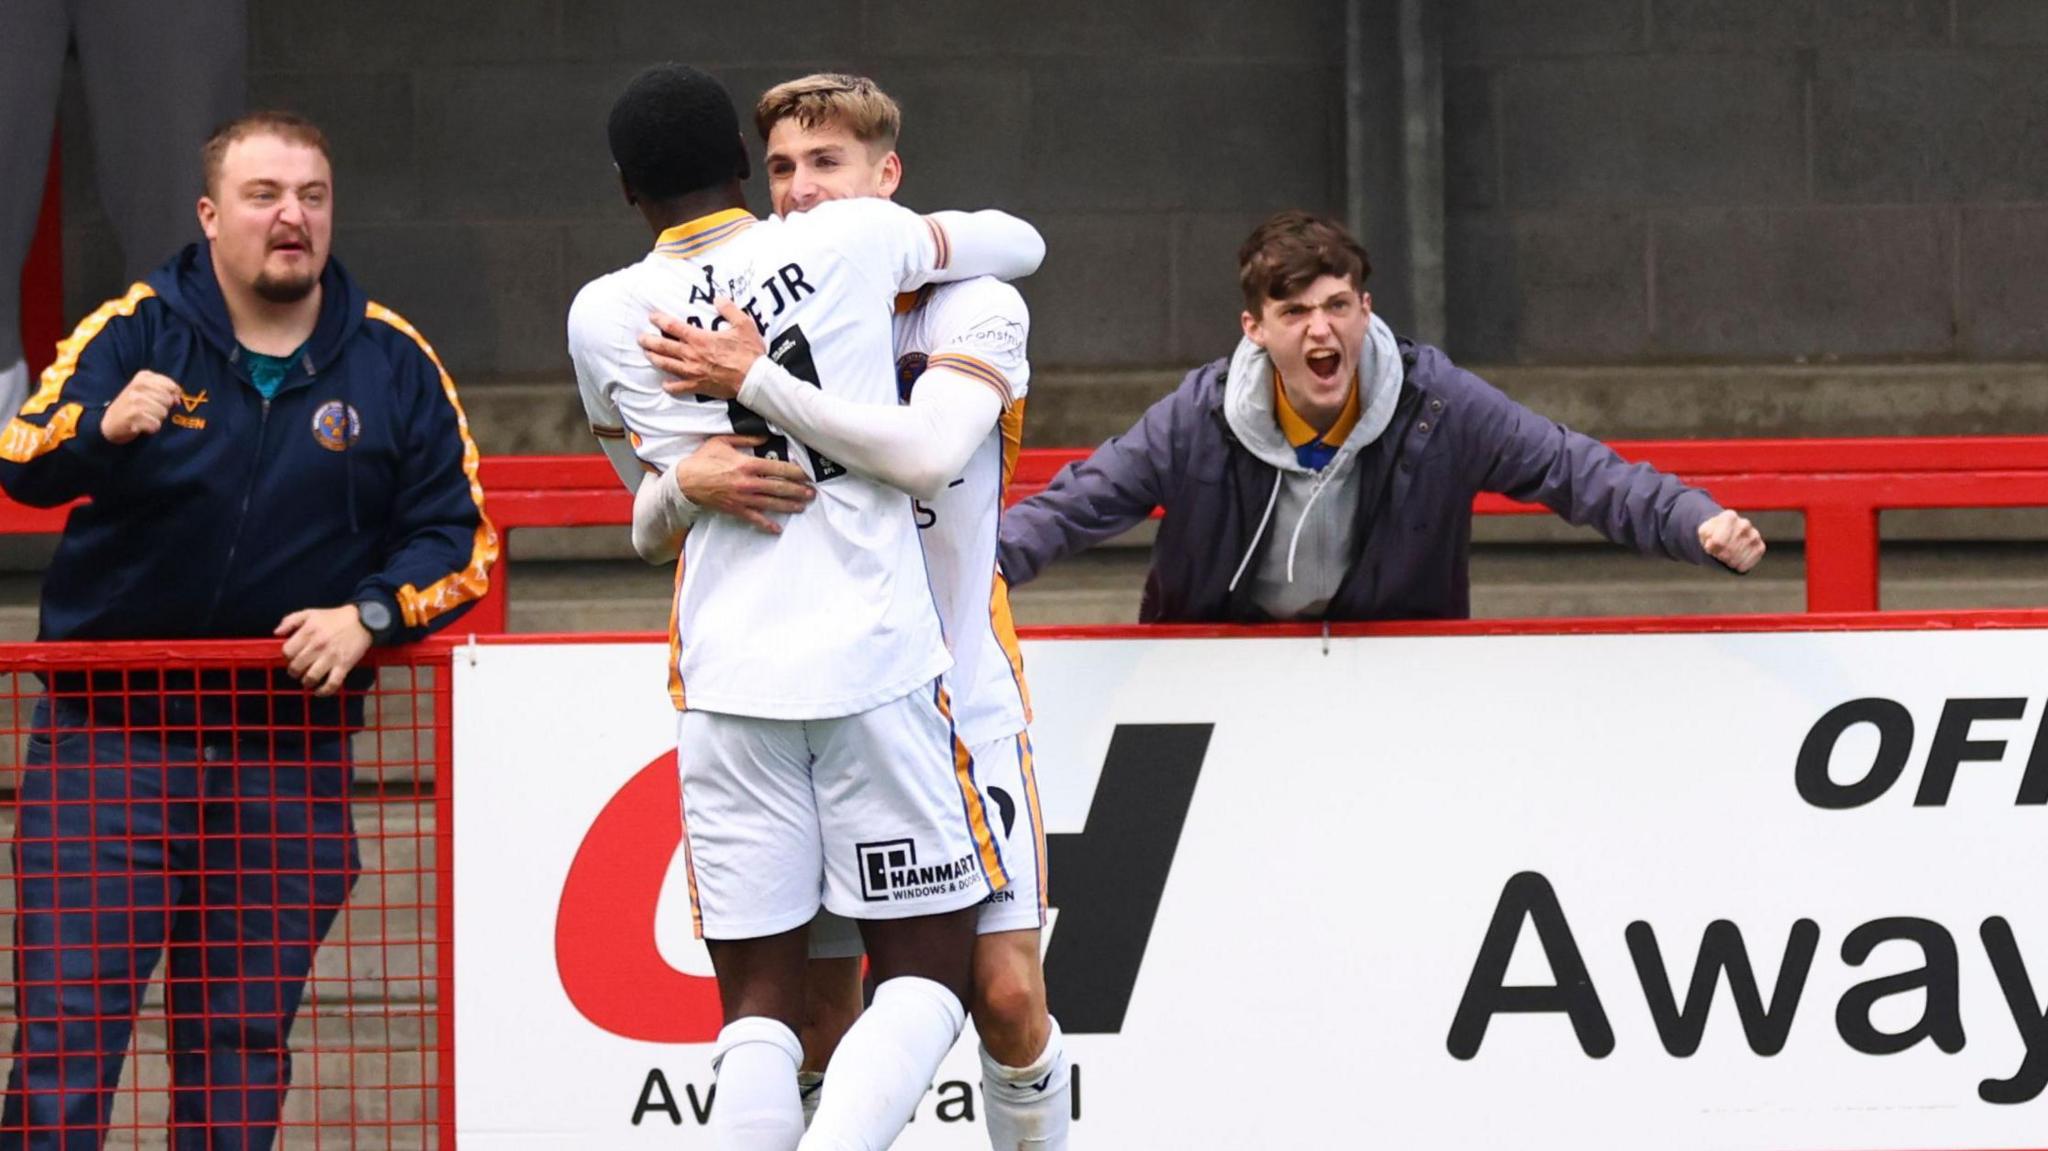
[997, 211, 1764, 623]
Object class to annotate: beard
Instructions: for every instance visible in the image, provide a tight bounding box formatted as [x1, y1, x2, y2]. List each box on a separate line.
[252, 264, 320, 304]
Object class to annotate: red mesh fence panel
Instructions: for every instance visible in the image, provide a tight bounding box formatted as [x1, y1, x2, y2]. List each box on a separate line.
[0, 642, 448, 1149]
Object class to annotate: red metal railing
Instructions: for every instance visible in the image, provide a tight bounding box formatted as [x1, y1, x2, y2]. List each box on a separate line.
[464, 437, 2048, 622]
[0, 641, 449, 1148]
[4, 437, 2047, 628]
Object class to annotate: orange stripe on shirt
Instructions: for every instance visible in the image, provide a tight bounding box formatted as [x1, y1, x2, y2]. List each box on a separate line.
[0, 403, 84, 465]
[926, 353, 1012, 406]
[934, 685, 1008, 892]
[667, 553, 687, 710]
[365, 301, 501, 628]
[19, 282, 155, 417]
[988, 566, 1034, 726]
[988, 397, 1032, 722]
[1, 282, 155, 463]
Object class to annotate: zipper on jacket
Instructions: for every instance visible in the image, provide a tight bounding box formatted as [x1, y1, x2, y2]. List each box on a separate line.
[201, 393, 273, 631]
[1329, 385, 1423, 614]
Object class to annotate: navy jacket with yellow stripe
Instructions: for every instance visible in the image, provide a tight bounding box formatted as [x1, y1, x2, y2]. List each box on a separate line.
[0, 242, 496, 649]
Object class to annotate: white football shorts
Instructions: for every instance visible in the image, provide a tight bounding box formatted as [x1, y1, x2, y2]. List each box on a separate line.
[808, 729, 1048, 958]
[675, 681, 1012, 940]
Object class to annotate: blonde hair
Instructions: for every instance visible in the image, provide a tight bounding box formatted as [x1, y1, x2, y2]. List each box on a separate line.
[202, 111, 332, 197]
[754, 73, 901, 148]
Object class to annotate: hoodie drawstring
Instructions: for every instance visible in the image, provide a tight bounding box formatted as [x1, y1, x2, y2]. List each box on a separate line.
[1282, 465, 1341, 585]
[1227, 475, 1283, 594]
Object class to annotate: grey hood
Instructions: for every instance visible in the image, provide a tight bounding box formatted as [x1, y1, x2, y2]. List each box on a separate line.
[1222, 311, 1404, 473]
[1218, 312, 1406, 597]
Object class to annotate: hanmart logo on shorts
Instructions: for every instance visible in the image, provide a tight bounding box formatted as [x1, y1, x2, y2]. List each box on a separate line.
[856, 838, 982, 902]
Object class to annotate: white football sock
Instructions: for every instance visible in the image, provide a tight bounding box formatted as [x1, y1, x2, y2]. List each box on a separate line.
[0, 359, 27, 421]
[980, 1016, 1071, 1150]
[712, 1017, 805, 1150]
[799, 976, 966, 1150]
[797, 1070, 825, 1128]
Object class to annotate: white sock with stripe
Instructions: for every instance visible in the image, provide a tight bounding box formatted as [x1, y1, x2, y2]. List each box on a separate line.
[711, 1016, 805, 1150]
[980, 1016, 1070, 1150]
[799, 976, 966, 1150]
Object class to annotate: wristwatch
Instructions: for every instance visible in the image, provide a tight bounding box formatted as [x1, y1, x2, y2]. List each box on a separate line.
[354, 598, 396, 645]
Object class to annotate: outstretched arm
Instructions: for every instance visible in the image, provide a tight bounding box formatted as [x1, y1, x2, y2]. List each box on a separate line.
[997, 370, 1205, 587]
[1461, 368, 1764, 573]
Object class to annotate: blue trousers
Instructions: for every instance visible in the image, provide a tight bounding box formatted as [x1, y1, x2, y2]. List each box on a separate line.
[1, 698, 359, 1150]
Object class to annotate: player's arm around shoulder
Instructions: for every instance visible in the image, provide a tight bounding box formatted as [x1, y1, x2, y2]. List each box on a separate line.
[799, 197, 1044, 292]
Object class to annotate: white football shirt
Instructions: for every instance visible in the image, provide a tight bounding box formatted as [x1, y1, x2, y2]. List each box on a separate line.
[569, 199, 987, 719]
[894, 278, 1033, 748]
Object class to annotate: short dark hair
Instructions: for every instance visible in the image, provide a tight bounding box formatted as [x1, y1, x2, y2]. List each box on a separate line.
[202, 111, 332, 198]
[608, 63, 750, 202]
[1236, 210, 1372, 313]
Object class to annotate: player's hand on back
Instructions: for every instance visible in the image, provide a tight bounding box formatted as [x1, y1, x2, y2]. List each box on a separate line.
[1698, 508, 1766, 573]
[642, 298, 765, 401]
[680, 434, 814, 535]
[101, 370, 184, 444]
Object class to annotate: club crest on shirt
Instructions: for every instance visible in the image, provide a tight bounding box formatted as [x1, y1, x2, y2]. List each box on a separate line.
[311, 400, 361, 451]
[894, 352, 928, 403]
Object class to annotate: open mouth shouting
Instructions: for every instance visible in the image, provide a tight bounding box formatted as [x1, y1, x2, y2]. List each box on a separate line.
[1305, 347, 1345, 383]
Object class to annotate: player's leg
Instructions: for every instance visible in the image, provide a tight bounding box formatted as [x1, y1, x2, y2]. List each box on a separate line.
[678, 709, 823, 1150]
[796, 916, 865, 1126]
[802, 684, 1008, 1149]
[969, 731, 1069, 1150]
[972, 931, 1068, 1150]
[798, 908, 977, 1151]
[705, 930, 809, 1150]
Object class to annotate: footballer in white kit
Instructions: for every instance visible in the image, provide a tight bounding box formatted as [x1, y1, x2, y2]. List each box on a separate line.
[569, 194, 1040, 940]
[573, 64, 1052, 1151]
[795, 278, 1046, 954]
[631, 95, 1072, 1140]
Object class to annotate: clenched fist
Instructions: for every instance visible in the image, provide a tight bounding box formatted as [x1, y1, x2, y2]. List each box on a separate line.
[102, 371, 183, 445]
[1699, 508, 1766, 574]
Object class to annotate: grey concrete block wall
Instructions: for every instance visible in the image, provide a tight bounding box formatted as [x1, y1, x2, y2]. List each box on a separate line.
[54, 0, 1345, 379]
[45, 0, 2048, 374]
[1446, 0, 2048, 363]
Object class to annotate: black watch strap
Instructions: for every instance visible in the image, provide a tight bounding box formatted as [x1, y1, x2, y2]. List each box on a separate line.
[354, 598, 396, 644]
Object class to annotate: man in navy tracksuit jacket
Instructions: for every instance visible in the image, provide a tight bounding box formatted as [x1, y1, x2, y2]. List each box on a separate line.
[0, 113, 495, 1149]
